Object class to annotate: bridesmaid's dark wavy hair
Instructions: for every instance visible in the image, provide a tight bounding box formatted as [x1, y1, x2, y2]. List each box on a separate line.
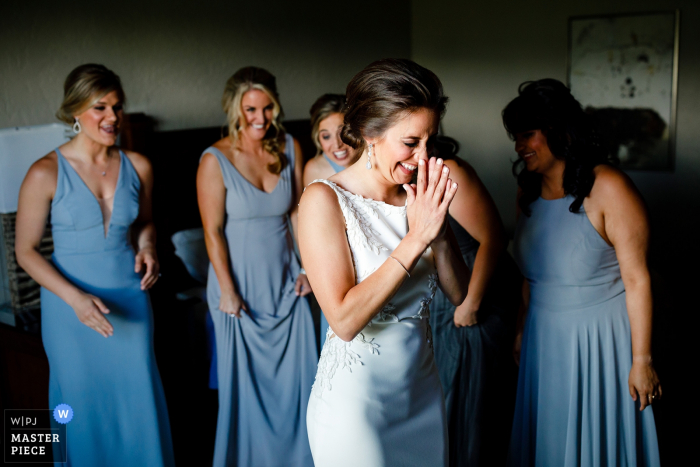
[502, 79, 613, 216]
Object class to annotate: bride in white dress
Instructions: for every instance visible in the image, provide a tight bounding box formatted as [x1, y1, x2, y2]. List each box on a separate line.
[298, 59, 470, 467]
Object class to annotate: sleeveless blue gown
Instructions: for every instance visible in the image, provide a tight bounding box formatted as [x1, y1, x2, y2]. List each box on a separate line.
[203, 134, 316, 467]
[429, 215, 520, 466]
[41, 148, 174, 467]
[508, 195, 660, 466]
[317, 153, 345, 348]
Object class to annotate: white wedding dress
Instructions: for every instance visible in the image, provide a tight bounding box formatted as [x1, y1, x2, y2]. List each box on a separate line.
[306, 180, 447, 467]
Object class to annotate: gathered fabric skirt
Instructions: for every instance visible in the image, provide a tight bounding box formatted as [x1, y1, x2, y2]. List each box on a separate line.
[430, 288, 518, 466]
[42, 248, 174, 467]
[207, 263, 316, 467]
[508, 292, 660, 466]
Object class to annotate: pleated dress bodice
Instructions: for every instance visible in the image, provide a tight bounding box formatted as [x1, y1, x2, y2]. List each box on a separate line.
[51, 148, 141, 282]
[513, 195, 624, 310]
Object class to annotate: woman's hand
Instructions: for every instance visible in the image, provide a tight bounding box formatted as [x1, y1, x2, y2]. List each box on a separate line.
[71, 293, 113, 338]
[135, 247, 160, 290]
[295, 274, 312, 297]
[219, 290, 247, 318]
[629, 358, 662, 411]
[454, 298, 479, 327]
[513, 330, 523, 366]
[405, 157, 458, 247]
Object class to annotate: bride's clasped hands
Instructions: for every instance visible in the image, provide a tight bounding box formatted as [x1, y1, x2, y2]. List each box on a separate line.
[403, 156, 458, 249]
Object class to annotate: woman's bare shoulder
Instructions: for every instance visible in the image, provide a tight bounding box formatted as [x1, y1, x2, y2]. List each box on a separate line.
[591, 164, 639, 199]
[121, 149, 152, 174]
[208, 137, 230, 154]
[303, 156, 332, 185]
[299, 181, 345, 232]
[25, 151, 59, 182]
[444, 157, 478, 184]
[21, 151, 58, 198]
[301, 179, 338, 204]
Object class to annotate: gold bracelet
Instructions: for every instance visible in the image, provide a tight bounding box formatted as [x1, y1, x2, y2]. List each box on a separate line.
[389, 256, 410, 278]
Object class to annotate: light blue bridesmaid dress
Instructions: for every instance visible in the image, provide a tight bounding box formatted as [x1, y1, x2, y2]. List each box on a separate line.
[202, 134, 316, 467]
[509, 195, 660, 466]
[317, 153, 344, 349]
[41, 148, 174, 467]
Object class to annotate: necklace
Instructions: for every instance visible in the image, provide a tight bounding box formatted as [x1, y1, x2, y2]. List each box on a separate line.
[98, 152, 112, 176]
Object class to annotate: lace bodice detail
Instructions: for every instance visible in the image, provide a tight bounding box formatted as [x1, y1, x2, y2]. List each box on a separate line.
[308, 179, 438, 397]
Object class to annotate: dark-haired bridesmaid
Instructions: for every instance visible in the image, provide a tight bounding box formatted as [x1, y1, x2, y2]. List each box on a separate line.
[15, 64, 174, 466]
[197, 66, 316, 467]
[504, 79, 661, 466]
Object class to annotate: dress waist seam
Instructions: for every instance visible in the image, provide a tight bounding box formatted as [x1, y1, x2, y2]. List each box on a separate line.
[52, 246, 133, 257]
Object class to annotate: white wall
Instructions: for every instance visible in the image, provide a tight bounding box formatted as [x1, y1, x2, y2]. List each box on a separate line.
[0, 0, 411, 131]
[411, 0, 700, 245]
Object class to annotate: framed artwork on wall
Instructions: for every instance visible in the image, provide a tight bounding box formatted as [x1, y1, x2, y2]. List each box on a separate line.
[568, 10, 680, 171]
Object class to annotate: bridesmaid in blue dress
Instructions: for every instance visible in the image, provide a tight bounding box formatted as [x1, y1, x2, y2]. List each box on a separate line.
[15, 64, 174, 466]
[197, 67, 316, 467]
[503, 79, 661, 466]
[303, 94, 359, 348]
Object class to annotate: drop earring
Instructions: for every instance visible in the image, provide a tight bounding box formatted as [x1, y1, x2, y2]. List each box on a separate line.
[366, 143, 373, 169]
[73, 118, 81, 134]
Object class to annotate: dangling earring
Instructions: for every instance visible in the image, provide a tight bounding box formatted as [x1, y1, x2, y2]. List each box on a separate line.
[73, 118, 81, 134]
[366, 143, 373, 169]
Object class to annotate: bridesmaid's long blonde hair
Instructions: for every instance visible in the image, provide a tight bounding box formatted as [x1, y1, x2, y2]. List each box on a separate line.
[222, 67, 286, 174]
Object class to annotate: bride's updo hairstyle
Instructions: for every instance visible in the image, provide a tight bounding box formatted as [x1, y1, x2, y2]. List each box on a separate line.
[341, 59, 447, 154]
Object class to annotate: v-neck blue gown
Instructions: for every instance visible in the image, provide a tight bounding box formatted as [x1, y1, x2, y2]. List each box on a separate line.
[41, 148, 174, 467]
[202, 134, 316, 467]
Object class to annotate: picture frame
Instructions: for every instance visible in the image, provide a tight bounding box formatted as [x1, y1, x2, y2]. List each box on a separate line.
[567, 10, 680, 171]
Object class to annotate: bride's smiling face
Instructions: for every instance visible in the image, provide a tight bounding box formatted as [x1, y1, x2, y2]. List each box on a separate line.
[367, 107, 439, 186]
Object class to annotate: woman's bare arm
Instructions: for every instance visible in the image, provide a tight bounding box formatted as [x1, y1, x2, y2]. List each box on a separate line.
[588, 166, 660, 410]
[197, 152, 246, 316]
[288, 138, 313, 296]
[302, 155, 327, 187]
[289, 138, 305, 247]
[431, 224, 470, 306]
[125, 151, 159, 290]
[444, 159, 506, 325]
